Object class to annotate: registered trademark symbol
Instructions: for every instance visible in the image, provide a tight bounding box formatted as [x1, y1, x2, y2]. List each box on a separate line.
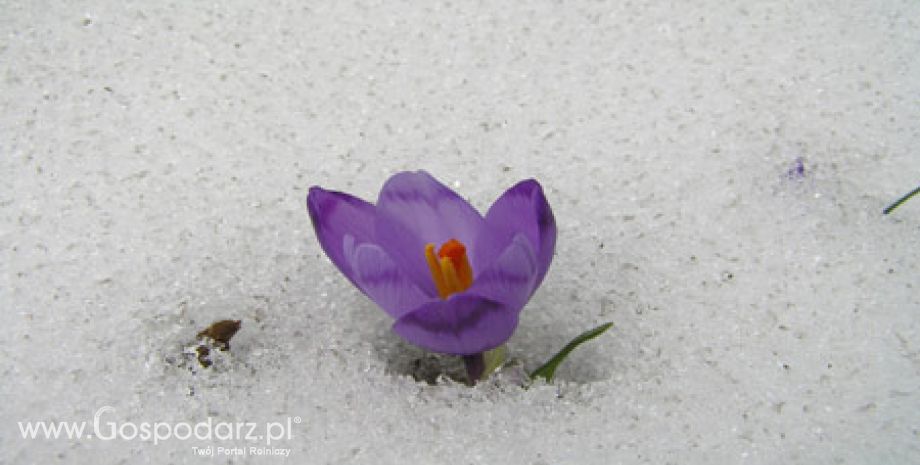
[294, 417, 302, 424]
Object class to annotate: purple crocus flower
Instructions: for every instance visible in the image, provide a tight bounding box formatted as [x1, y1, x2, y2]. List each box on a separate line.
[307, 171, 555, 359]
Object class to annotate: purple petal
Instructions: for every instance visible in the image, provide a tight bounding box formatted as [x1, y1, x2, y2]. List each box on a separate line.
[392, 294, 517, 355]
[350, 243, 434, 319]
[374, 171, 485, 296]
[466, 234, 538, 311]
[472, 179, 556, 290]
[307, 187, 376, 286]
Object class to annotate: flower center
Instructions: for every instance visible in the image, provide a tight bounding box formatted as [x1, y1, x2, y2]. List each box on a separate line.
[424, 238, 473, 299]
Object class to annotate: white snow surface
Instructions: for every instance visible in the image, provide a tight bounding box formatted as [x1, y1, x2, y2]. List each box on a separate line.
[2, 1, 919, 463]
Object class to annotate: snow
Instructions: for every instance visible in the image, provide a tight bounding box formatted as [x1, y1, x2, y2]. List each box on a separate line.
[2, 1, 919, 463]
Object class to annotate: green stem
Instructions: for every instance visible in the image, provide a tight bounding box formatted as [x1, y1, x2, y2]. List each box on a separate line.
[883, 185, 920, 215]
[462, 345, 508, 385]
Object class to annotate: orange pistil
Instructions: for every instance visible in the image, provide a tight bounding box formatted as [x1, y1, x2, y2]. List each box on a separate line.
[424, 239, 473, 299]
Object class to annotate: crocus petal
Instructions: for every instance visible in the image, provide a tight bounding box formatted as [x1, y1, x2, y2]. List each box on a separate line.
[465, 234, 538, 312]
[350, 243, 434, 319]
[307, 187, 376, 286]
[374, 171, 485, 296]
[472, 179, 556, 290]
[392, 294, 517, 355]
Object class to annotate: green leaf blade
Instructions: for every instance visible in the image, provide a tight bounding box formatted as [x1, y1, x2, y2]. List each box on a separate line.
[883, 185, 920, 215]
[482, 344, 508, 379]
[530, 322, 614, 382]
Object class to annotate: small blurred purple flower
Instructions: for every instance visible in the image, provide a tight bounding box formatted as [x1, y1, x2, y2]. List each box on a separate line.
[786, 157, 806, 179]
[307, 171, 556, 356]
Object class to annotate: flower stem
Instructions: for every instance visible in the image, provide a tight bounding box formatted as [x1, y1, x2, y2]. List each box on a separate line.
[462, 354, 484, 385]
[883, 185, 920, 215]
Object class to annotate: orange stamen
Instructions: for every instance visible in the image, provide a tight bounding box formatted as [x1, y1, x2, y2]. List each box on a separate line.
[424, 244, 449, 299]
[424, 238, 473, 299]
